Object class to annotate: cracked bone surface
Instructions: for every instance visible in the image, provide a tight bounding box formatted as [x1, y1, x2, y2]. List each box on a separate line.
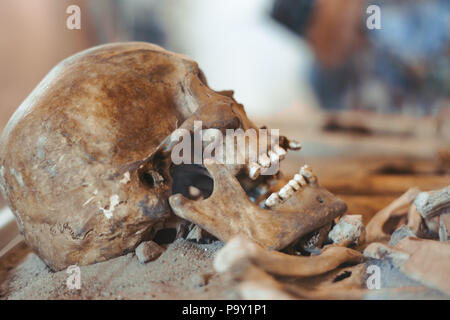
[328, 215, 366, 247]
[214, 235, 364, 277]
[170, 160, 347, 250]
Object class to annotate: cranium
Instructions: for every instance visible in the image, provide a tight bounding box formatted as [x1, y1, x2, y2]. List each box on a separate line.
[0, 42, 346, 271]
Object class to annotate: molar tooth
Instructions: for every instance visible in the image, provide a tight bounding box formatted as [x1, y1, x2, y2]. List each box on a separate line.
[268, 150, 279, 163]
[278, 184, 294, 200]
[293, 174, 307, 187]
[300, 165, 317, 184]
[288, 140, 302, 150]
[273, 145, 287, 160]
[294, 173, 307, 186]
[288, 179, 300, 191]
[258, 153, 271, 168]
[265, 193, 281, 208]
[248, 162, 261, 180]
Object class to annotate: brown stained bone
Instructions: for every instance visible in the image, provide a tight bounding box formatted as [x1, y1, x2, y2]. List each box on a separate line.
[214, 235, 364, 277]
[366, 188, 420, 243]
[414, 186, 450, 219]
[364, 238, 450, 296]
[170, 160, 347, 251]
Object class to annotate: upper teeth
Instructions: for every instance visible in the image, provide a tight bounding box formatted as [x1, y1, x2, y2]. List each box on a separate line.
[268, 150, 279, 163]
[258, 154, 271, 168]
[273, 145, 287, 160]
[288, 140, 302, 150]
[248, 162, 262, 180]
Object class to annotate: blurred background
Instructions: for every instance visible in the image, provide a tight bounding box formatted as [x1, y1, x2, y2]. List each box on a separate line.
[0, 0, 449, 251]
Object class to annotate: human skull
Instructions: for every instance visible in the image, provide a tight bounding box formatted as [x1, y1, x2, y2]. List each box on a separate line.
[0, 42, 346, 271]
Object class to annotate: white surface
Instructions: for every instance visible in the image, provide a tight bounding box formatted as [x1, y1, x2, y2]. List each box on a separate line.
[156, 0, 315, 117]
[0, 206, 20, 253]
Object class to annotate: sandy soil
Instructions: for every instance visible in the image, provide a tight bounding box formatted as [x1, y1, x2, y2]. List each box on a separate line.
[1, 239, 241, 300]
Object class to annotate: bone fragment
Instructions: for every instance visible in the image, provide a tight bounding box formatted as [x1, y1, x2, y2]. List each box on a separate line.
[214, 235, 364, 277]
[414, 186, 450, 219]
[328, 215, 366, 247]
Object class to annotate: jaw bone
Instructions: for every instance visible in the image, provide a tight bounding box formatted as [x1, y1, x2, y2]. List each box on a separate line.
[169, 159, 346, 250]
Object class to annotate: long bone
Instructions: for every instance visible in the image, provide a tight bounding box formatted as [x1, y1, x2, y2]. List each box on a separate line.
[169, 160, 347, 250]
[214, 235, 364, 277]
[229, 259, 367, 300]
